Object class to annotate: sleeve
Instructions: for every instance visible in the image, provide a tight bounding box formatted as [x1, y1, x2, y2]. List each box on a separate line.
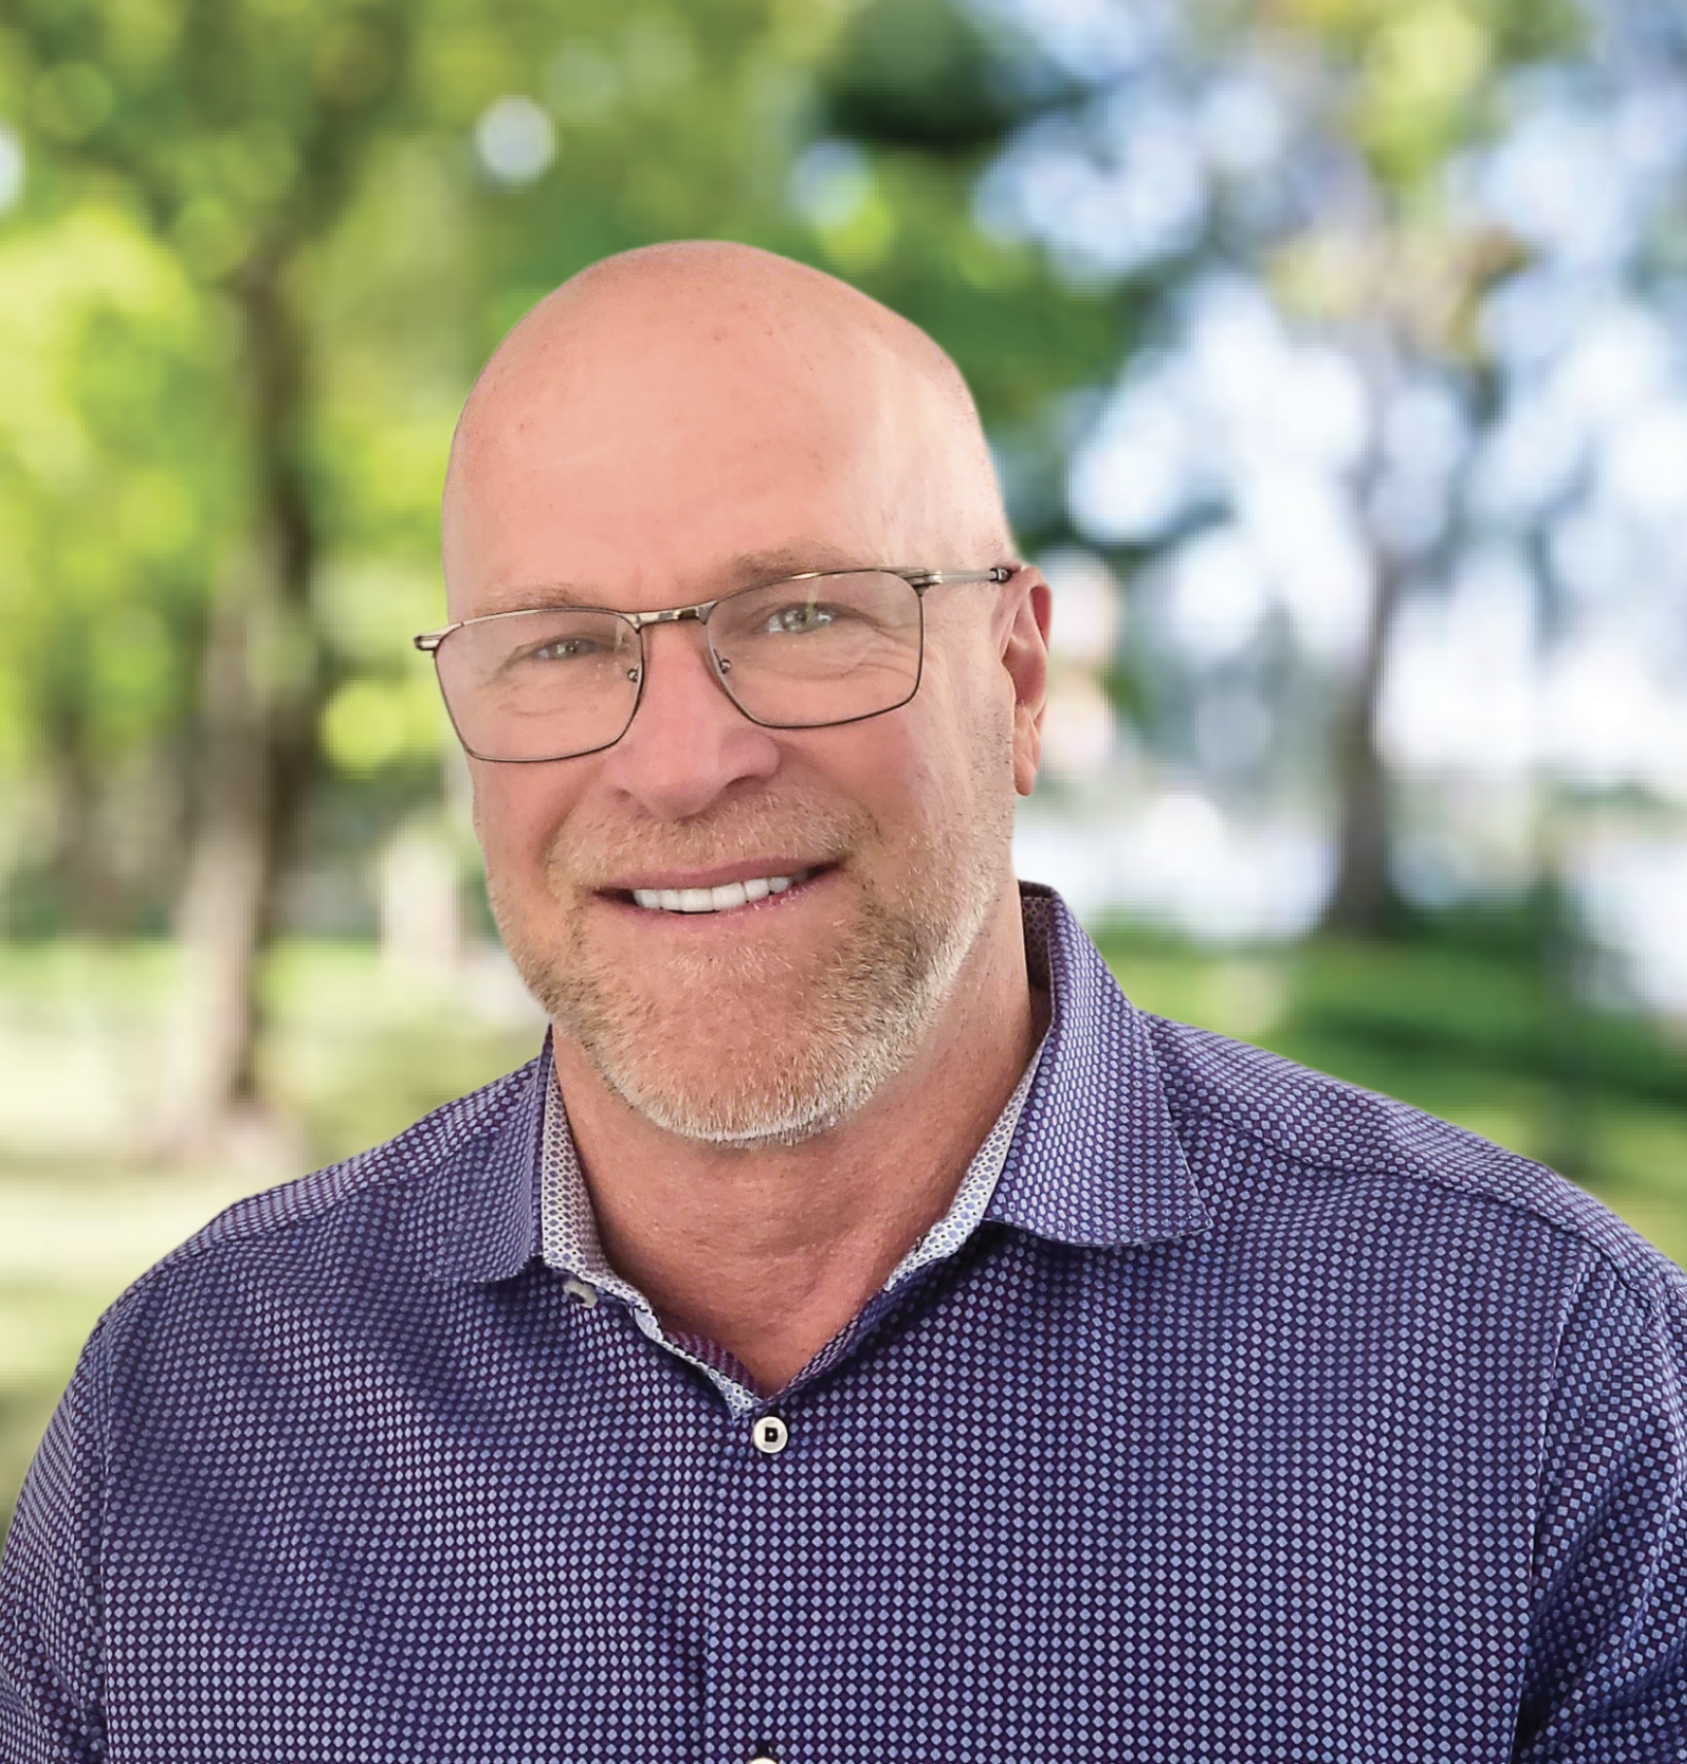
[0, 1331, 110, 1763]
[1515, 1257, 1687, 1761]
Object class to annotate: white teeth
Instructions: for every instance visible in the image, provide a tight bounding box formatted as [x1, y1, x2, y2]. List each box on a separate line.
[630, 872, 805, 913]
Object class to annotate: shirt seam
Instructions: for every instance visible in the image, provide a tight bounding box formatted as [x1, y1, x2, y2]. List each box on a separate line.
[91, 1069, 536, 1315]
[1167, 1096, 1672, 1312]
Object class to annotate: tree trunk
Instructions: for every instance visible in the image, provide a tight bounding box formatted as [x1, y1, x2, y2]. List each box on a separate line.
[172, 251, 322, 1147]
[45, 706, 106, 931]
[1321, 303, 1412, 940]
[1322, 536, 1406, 936]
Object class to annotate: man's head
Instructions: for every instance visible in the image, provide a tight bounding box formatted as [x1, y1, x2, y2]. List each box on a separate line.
[441, 241, 1049, 1147]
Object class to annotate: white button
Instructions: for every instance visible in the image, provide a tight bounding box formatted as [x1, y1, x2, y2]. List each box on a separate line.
[751, 1415, 789, 1456]
[562, 1277, 598, 1309]
[749, 1751, 778, 1763]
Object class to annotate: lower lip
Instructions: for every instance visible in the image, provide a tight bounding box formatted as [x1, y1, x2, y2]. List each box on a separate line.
[600, 868, 834, 923]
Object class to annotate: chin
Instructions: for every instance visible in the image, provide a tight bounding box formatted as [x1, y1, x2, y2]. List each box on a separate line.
[591, 1008, 918, 1148]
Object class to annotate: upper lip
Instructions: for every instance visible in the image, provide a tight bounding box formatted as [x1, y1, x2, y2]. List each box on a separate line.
[598, 859, 831, 893]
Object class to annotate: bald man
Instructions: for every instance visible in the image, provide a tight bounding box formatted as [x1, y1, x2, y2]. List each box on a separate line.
[4, 244, 1685, 1764]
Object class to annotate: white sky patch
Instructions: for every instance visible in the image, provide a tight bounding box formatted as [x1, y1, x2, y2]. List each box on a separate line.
[1542, 642, 1687, 798]
[788, 140, 873, 230]
[476, 97, 556, 186]
[1475, 99, 1652, 269]
[1471, 400, 1585, 527]
[1233, 473, 1371, 671]
[1549, 509, 1638, 607]
[1602, 404, 1687, 523]
[1067, 371, 1204, 542]
[973, 0, 1167, 85]
[975, 84, 1208, 282]
[1159, 529, 1271, 666]
[1197, 75, 1288, 179]
[1381, 551, 1539, 782]
[1067, 280, 1368, 558]
[0, 127, 22, 213]
[1016, 788, 1331, 940]
[1571, 835, 1687, 1017]
[1545, 301, 1674, 431]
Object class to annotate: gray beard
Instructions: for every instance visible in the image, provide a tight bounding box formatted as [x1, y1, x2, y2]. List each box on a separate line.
[491, 710, 1017, 1148]
[499, 858, 999, 1149]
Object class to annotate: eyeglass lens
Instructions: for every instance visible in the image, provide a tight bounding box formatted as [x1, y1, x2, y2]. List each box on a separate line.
[433, 571, 925, 762]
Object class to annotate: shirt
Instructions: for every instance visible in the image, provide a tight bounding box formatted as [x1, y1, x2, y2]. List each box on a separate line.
[2, 885, 1684, 1762]
[535, 1025, 1046, 1416]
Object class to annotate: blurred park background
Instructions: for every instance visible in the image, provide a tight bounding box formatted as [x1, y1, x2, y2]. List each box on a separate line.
[1, 0, 1685, 1527]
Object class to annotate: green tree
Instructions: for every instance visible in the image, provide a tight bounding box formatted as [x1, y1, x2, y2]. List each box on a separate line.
[2, 0, 1124, 1149]
[827, 0, 1583, 936]
[1262, 0, 1576, 934]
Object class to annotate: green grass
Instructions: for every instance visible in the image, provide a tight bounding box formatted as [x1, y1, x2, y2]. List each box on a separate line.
[0, 929, 1683, 1533]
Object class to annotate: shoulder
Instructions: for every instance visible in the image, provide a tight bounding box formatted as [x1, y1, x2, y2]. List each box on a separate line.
[101, 1056, 541, 1322]
[1143, 1012, 1687, 1310]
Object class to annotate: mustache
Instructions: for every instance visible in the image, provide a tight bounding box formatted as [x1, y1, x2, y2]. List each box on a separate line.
[546, 789, 880, 889]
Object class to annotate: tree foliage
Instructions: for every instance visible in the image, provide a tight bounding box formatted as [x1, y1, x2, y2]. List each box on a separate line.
[0, 0, 1125, 1133]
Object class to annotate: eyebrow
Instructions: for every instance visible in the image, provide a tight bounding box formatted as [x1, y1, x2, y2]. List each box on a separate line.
[717, 544, 868, 587]
[486, 545, 878, 614]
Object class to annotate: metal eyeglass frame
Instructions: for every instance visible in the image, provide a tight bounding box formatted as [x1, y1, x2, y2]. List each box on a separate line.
[413, 564, 1014, 762]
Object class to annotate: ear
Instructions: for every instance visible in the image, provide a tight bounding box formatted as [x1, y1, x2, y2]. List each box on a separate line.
[998, 568, 1052, 798]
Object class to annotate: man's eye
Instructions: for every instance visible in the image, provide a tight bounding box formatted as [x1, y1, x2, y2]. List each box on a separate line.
[527, 636, 603, 662]
[763, 603, 836, 636]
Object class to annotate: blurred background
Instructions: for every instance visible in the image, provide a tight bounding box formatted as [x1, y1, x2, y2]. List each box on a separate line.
[1, 0, 1685, 1527]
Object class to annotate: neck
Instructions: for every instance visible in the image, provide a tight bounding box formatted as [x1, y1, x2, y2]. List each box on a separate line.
[551, 888, 1044, 1395]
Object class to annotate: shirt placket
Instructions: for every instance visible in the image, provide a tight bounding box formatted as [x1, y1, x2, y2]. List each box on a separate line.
[701, 1387, 809, 1764]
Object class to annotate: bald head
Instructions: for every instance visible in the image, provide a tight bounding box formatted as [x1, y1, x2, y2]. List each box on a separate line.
[442, 241, 1014, 616]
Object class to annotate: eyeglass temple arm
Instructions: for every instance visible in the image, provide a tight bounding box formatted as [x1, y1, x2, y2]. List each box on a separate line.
[910, 567, 1013, 591]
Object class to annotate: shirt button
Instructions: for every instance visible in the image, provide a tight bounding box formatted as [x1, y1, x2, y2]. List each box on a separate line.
[748, 1751, 779, 1763]
[751, 1415, 789, 1456]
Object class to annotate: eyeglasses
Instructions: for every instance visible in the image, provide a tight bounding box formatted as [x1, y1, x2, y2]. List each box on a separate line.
[414, 565, 1012, 763]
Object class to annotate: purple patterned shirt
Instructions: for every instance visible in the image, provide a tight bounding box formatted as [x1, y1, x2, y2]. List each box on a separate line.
[2, 886, 1684, 1761]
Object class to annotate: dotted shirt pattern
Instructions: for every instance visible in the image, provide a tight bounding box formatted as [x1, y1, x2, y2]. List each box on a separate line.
[2, 885, 1685, 1762]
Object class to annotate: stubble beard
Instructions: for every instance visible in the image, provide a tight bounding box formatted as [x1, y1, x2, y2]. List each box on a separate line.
[490, 771, 1012, 1150]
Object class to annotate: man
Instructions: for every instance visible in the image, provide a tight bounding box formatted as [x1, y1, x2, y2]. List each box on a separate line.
[2, 243, 1683, 1762]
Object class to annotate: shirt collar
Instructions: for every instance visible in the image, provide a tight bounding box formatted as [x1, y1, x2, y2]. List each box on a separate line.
[985, 886, 1211, 1247]
[428, 883, 1210, 1285]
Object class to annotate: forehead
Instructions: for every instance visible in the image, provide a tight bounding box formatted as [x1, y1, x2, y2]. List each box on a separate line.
[443, 316, 947, 620]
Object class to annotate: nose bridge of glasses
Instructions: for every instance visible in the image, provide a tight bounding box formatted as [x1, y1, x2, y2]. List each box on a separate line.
[627, 602, 739, 710]
[623, 600, 715, 632]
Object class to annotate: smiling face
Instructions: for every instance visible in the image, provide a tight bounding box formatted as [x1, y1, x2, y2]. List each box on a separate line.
[442, 244, 1047, 1147]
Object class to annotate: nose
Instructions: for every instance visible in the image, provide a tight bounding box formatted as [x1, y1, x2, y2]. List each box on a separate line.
[596, 619, 781, 819]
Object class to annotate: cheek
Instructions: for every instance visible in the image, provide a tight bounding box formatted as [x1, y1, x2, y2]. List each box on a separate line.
[827, 701, 979, 840]
[471, 761, 582, 890]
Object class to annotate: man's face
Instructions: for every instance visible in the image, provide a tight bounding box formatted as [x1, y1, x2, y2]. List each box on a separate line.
[446, 305, 1044, 1145]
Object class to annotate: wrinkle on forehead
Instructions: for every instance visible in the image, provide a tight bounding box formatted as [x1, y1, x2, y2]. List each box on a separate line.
[442, 241, 1013, 608]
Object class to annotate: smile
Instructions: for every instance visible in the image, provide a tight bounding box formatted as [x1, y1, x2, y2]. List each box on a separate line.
[629, 869, 818, 914]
